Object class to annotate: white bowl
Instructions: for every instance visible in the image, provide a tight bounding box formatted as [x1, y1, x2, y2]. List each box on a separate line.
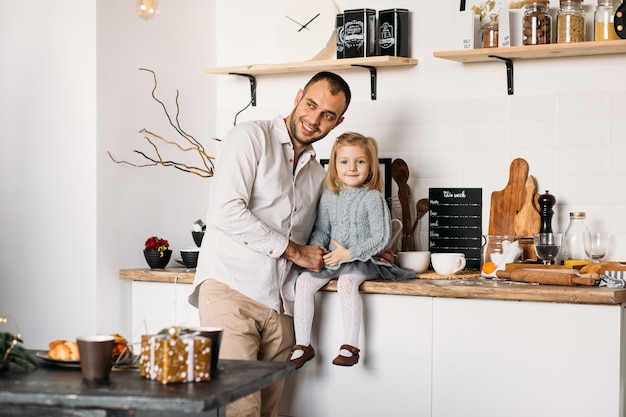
[397, 251, 430, 273]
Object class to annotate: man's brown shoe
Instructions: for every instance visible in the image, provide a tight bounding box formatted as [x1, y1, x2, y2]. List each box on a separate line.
[332, 344, 360, 366]
[289, 344, 315, 369]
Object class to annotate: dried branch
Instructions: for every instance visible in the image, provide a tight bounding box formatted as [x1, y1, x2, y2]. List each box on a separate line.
[107, 68, 216, 178]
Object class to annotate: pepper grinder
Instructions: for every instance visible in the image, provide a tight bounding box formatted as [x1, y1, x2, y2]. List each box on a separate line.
[537, 190, 556, 233]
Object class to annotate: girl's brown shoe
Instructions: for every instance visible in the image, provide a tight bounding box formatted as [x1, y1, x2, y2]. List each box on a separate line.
[332, 344, 360, 366]
[289, 344, 315, 369]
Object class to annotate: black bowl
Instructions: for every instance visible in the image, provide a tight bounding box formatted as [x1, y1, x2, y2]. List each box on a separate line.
[192, 231, 205, 247]
[180, 250, 199, 269]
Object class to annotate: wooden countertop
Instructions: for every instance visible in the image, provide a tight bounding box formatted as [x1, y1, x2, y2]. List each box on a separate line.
[119, 268, 626, 306]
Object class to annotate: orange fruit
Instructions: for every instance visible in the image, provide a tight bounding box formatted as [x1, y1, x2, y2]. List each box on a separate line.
[482, 261, 497, 275]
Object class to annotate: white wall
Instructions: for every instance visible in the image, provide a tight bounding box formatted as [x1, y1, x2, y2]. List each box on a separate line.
[1, 0, 624, 350]
[0, 1, 97, 347]
[0, 0, 215, 349]
[214, 0, 626, 257]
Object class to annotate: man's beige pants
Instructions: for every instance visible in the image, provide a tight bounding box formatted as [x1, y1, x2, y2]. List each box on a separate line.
[198, 279, 294, 417]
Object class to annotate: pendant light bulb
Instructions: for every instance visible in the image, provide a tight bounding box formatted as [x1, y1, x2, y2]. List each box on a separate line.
[136, 0, 159, 20]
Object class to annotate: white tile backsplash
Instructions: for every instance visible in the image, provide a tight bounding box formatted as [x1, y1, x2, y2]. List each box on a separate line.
[558, 91, 610, 121]
[213, 0, 626, 260]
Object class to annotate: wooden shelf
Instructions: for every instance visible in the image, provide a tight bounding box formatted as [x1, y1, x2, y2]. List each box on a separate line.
[204, 56, 418, 102]
[204, 56, 418, 75]
[433, 40, 626, 95]
[433, 39, 626, 63]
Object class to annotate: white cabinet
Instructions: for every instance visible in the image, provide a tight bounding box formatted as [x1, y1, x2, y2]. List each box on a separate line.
[280, 293, 626, 417]
[432, 298, 625, 417]
[129, 281, 200, 337]
[280, 291, 433, 417]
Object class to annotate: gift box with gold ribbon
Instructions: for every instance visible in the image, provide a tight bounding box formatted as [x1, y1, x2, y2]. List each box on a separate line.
[139, 327, 211, 384]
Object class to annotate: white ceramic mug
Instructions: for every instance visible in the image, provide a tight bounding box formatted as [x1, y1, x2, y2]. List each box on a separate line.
[398, 251, 431, 273]
[431, 253, 466, 275]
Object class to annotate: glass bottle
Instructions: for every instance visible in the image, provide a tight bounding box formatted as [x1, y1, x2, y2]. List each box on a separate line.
[557, 0, 586, 43]
[594, 0, 620, 40]
[562, 212, 591, 266]
[523, 0, 552, 45]
[481, 13, 500, 48]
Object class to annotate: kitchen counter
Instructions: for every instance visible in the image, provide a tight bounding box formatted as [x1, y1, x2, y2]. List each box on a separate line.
[119, 268, 626, 305]
[119, 268, 626, 417]
[0, 352, 294, 417]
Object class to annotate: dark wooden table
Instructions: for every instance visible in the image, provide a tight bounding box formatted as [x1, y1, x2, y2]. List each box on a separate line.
[0, 351, 294, 417]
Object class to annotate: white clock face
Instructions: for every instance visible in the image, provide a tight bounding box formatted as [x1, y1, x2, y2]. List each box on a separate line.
[276, 0, 339, 62]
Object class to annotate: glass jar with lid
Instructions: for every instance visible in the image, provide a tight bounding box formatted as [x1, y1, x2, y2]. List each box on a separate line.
[562, 211, 591, 266]
[557, 0, 586, 43]
[481, 13, 499, 48]
[523, 0, 552, 45]
[594, 0, 620, 40]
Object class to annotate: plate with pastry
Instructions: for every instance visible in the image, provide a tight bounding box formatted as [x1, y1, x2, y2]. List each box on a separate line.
[36, 340, 81, 367]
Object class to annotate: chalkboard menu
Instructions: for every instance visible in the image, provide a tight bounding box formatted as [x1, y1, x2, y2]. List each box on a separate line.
[428, 188, 482, 270]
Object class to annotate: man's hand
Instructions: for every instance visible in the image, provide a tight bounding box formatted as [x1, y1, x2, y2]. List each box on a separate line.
[323, 239, 350, 267]
[282, 241, 328, 272]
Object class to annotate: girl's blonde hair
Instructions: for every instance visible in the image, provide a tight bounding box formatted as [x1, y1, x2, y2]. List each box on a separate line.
[325, 132, 383, 194]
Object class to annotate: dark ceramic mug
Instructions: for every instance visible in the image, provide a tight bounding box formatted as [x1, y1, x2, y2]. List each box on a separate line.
[76, 335, 117, 383]
[189, 326, 223, 378]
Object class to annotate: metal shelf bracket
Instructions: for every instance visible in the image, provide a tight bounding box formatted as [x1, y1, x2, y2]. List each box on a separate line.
[488, 56, 514, 95]
[351, 64, 378, 100]
[229, 73, 257, 106]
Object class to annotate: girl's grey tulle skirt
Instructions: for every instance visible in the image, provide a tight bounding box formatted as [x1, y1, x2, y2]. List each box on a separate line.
[304, 259, 416, 281]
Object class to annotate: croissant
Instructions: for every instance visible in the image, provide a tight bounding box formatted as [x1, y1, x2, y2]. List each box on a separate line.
[48, 340, 80, 361]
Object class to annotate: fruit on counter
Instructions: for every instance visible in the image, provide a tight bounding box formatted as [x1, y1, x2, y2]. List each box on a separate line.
[481, 261, 497, 275]
[112, 333, 130, 357]
[580, 261, 626, 275]
[48, 340, 79, 361]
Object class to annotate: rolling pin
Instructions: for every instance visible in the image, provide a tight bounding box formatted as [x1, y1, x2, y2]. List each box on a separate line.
[496, 269, 600, 286]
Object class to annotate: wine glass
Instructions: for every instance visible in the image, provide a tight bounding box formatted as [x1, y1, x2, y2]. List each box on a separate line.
[533, 233, 562, 265]
[584, 232, 610, 263]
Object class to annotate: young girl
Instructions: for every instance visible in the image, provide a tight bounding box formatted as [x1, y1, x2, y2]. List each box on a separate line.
[289, 132, 415, 369]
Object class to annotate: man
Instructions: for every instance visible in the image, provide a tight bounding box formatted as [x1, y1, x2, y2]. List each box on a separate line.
[188, 71, 351, 417]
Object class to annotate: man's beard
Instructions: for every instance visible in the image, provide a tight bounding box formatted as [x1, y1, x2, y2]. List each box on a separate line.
[288, 113, 327, 147]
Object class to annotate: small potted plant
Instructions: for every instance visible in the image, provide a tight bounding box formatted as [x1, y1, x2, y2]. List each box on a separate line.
[143, 236, 171, 269]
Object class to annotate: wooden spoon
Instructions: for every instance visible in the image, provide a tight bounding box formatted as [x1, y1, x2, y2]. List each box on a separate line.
[391, 159, 415, 251]
[412, 198, 430, 232]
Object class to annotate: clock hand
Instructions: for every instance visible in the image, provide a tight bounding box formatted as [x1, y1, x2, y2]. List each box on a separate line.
[285, 15, 310, 31]
[298, 13, 320, 32]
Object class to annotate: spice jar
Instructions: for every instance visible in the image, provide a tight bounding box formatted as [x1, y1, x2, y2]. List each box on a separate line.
[562, 212, 591, 266]
[557, 0, 586, 43]
[481, 13, 499, 48]
[594, 0, 620, 40]
[523, 0, 552, 45]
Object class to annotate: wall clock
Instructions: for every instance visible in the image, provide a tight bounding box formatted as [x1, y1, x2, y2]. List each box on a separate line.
[276, 0, 340, 62]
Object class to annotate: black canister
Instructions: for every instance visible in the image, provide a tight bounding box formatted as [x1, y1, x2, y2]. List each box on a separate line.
[343, 8, 377, 58]
[378, 8, 410, 57]
[336, 14, 345, 59]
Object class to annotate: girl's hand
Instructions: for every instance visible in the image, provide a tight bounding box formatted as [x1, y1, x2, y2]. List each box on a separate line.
[323, 239, 350, 267]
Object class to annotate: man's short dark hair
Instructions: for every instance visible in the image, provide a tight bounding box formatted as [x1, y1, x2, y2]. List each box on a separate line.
[303, 72, 351, 115]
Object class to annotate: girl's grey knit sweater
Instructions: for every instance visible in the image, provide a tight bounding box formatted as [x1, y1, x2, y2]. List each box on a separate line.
[308, 187, 391, 268]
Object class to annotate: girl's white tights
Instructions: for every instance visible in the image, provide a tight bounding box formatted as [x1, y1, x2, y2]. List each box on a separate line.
[291, 272, 367, 360]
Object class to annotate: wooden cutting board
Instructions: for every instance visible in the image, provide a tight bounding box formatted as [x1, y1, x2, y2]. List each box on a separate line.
[488, 158, 530, 236]
[514, 175, 541, 260]
[514, 175, 540, 237]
